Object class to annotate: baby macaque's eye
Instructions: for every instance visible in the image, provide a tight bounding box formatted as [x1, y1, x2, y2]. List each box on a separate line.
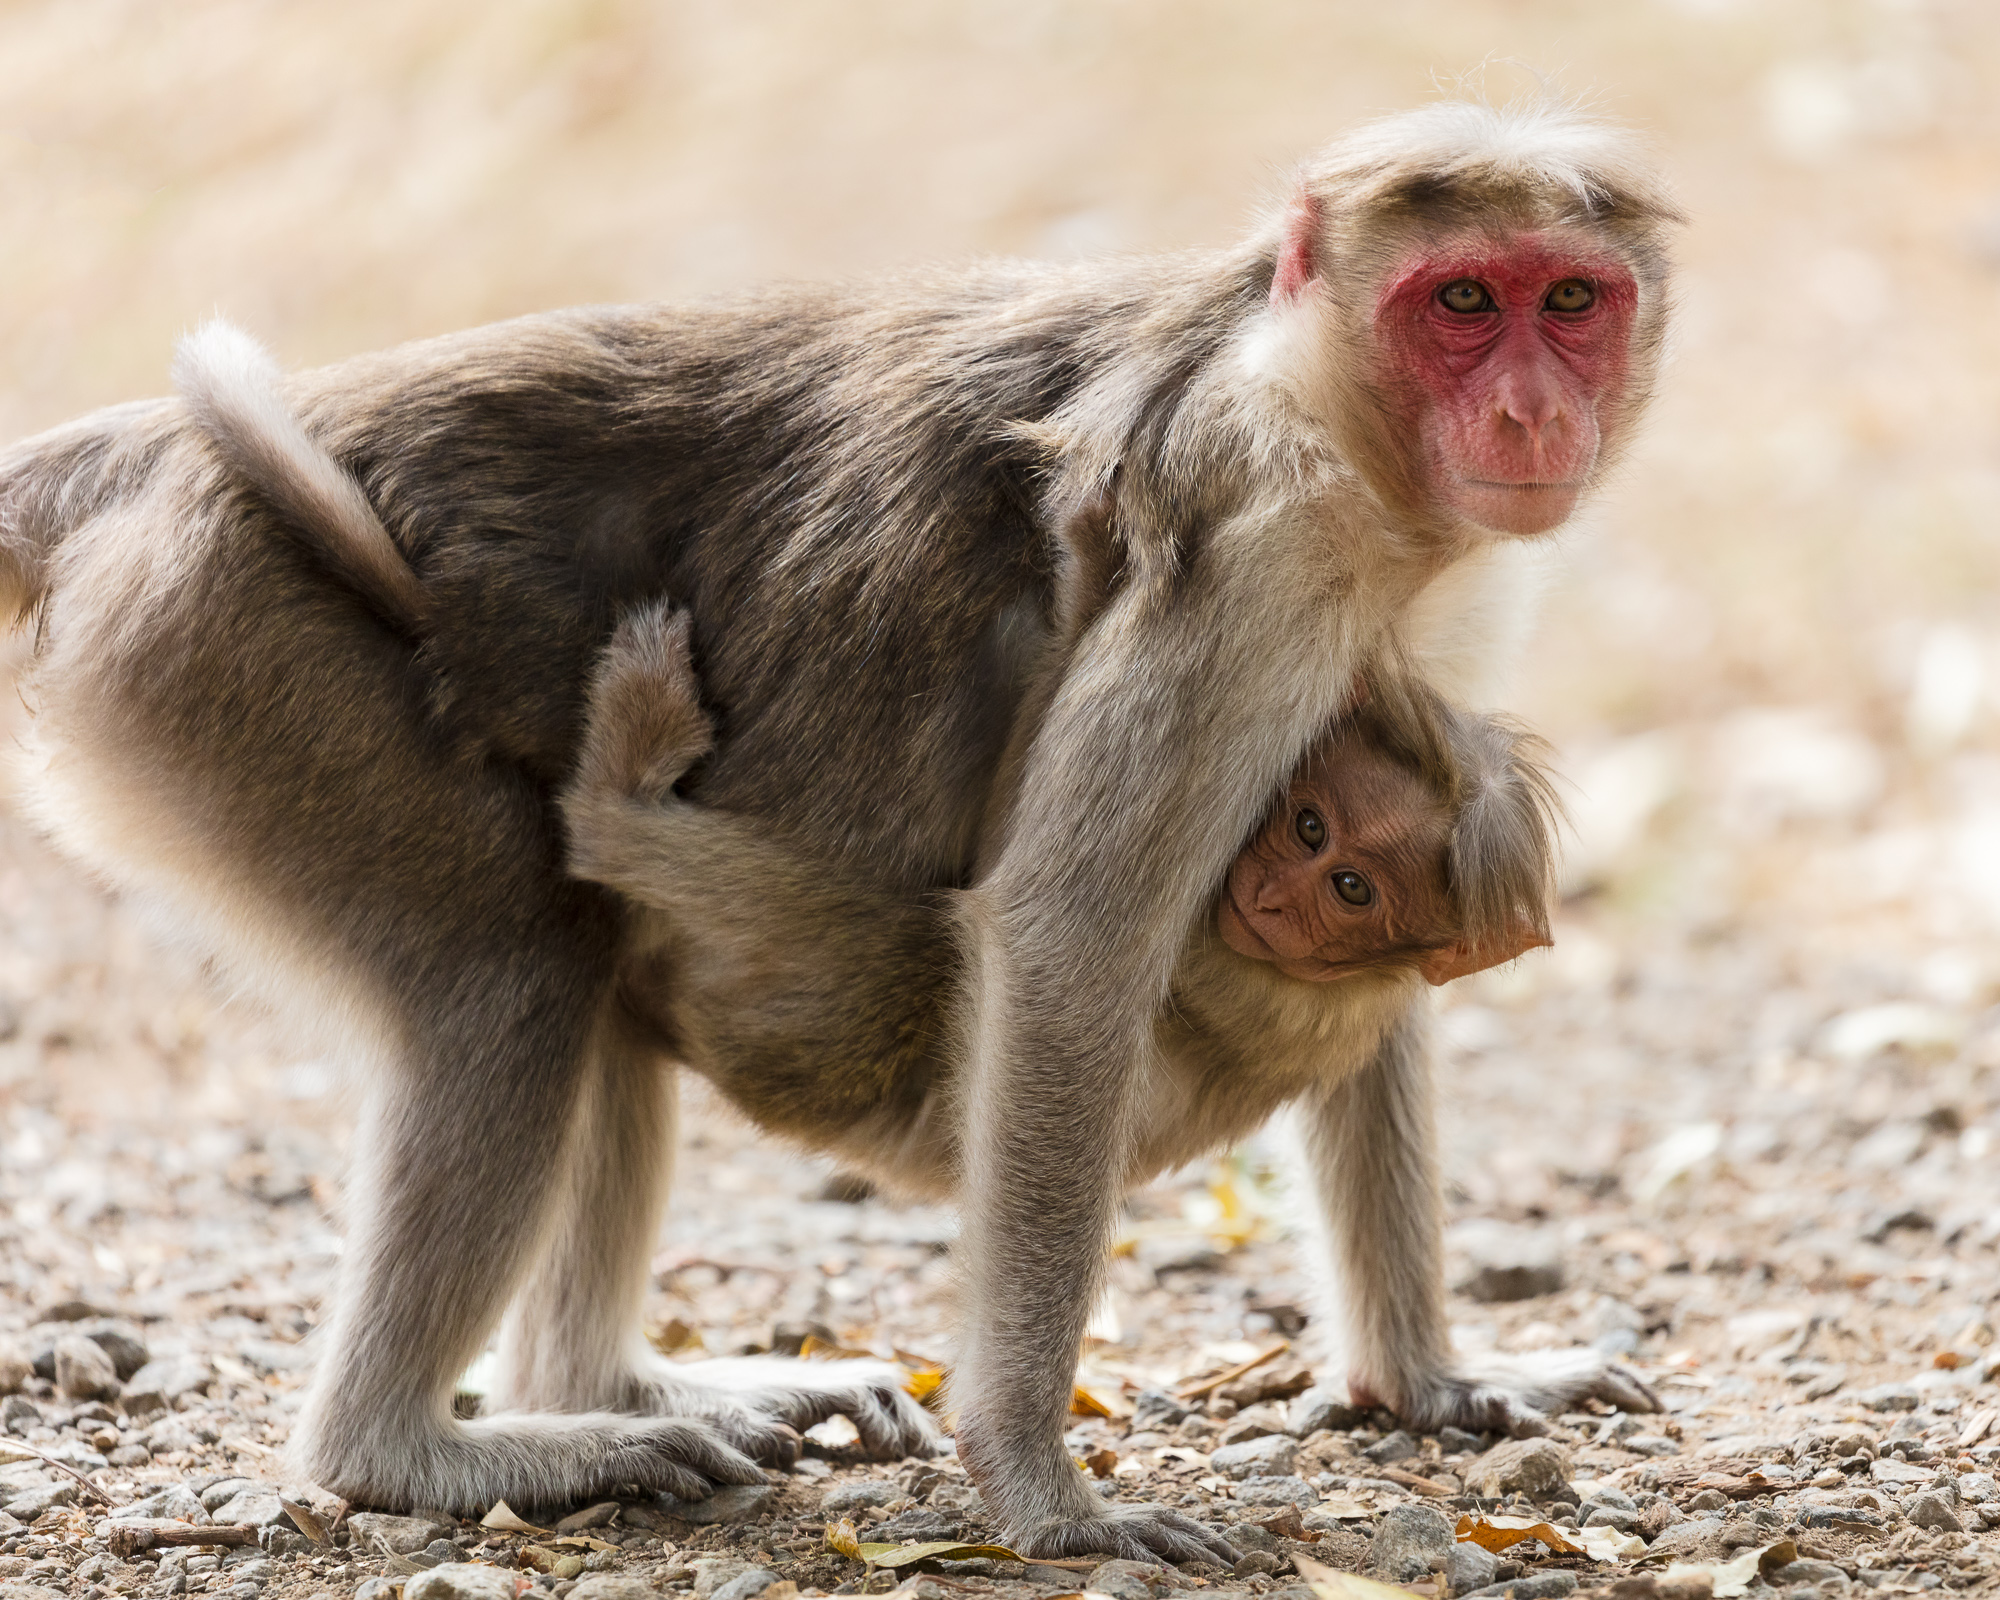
[1295, 810, 1326, 850]
[1331, 870, 1373, 907]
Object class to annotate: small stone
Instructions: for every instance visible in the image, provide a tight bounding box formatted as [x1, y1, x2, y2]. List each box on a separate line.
[1638, 1501, 1679, 1540]
[1231, 1551, 1280, 1578]
[1229, 1522, 1280, 1554]
[0, 1586, 66, 1600]
[1685, 1489, 1729, 1512]
[4, 1483, 78, 1519]
[554, 1503, 621, 1535]
[1286, 1386, 1365, 1437]
[667, 1484, 778, 1525]
[1218, 1410, 1288, 1447]
[1445, 1540, 1497, 1593]
[108, 1443, 151, 1466]
[77, 1322, 150, 1381]
[52, 1334, 119, 1401]
[1463, 1438, 1572, 1500]
[1367, 1502, 1453, 1582]
[1131, 1389, 1193, 1430]
[1772, 1559, 1849, 1586]
[0, 1395, 37, 1430]
[1907, 1492, 1963, 1532]
[1217, 1361, 1314, 1408]
[552, 1554, 587, 1580]
[1463, 1576, 1576, 1599]
[690, 1558, 754, 1598]
[875, 1509, 959, 1541]
[403, 1568, 527, 1600]
[0, 1350, 29, 1395]
[1438, 1427, 1485, 1456]
[1363, 1430, 1419, 1466]
[121, 1484, 211, 1523]
[1452, 1220, 1565, 1303]
[1797, 1505, 1880, 1529]
[1854, 1384, 1921, 1413]
[1211, 1435, 1298, 1480]
[1583, 1504, 1641, 1533]
[821, 1480, 903, 1514]
[571, 1580, 663, 1600]
[348, 1513, 455, 1555]
[355, 1580, 400, 1600]
[210, 1493, 289, 1530]
[121, 1355, 214, 1406]
[1643, 1521, 1722, 1563]
[200, 1479, 258, 1512]
[1085, 1559, 1170, 1600]
[1236, 1475, 1316, 1509]
[1622, 1435, 1680, 1457]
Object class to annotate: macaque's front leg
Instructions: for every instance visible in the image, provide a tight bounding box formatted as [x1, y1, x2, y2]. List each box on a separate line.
[1298, 1003, 1658, 1434]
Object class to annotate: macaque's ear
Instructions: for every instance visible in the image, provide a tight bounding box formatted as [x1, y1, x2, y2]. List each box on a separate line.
[1417, 920, 1552, 986]
[1271, 193, 1323, 305]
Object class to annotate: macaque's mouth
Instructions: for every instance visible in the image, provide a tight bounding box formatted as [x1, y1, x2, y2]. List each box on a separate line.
[1459, 478, 1582, 491]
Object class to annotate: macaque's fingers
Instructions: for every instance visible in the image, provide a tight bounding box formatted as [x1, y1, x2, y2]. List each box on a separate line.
[625, 1418, 773, 1490]
[669, 1356, 945, 1461]
[1388, 1348, 1659, 1437]
[1016, 1504, 1239, 1565]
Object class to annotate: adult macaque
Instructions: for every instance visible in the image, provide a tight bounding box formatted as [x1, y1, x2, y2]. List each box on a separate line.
[560, 602, 1556, 1207]
[0, 99, 1675, 1555]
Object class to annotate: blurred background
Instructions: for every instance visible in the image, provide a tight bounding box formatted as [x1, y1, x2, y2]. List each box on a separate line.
[2, 0, 1998, 1403]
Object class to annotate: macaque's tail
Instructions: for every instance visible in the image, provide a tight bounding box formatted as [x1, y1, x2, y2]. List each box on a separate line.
[172, 319, 424, 631]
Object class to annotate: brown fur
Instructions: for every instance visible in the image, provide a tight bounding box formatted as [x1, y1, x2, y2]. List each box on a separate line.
[0, 99, 1673, 1553]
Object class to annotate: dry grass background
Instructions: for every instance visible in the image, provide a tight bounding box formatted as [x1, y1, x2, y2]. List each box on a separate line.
[4, 0, 2000, 1400]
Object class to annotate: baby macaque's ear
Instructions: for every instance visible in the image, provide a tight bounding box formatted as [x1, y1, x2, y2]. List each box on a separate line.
[1416, 919, 1552, 986]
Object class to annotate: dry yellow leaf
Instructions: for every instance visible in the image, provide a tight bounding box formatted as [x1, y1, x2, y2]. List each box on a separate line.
[1295, 1553, 1427, 1600]
[1452, 1513, 1584, 1557]
[480, 1501, 552, 1536]
[826, 1520, 864, 1561]
[1070, 1384, 1118, 1418]
[906, 1368, 946, 1404]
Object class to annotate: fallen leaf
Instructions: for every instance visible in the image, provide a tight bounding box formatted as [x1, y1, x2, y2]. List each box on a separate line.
[1959, 1408, 1997, 1449]
[826, 1520, 865, 1561]
[1295, 1552, 1429, 1600]
[1071, 1385, 1119, 1419]
[1083, 1448, 1118, 1478]
[864, 1539, 1030, 1569]
[800, 1334, 883, 1362]
[1574, 1525, 1647, 1563]
[646, 1317, 704, 1355]
[279, 1498, 329, 1545]
[1656, 1538, 1797, 1600]
[1175, 1340, 1289, 1400]
[1314, 1497, 1372, 1520]
[553, 1535, 619, 1552]
[481, 1502, 551, 1536]
[906, 1369, 946, 1405]
[518, 1545, 558, 1573]
[1452, 1513, 1584, 1557]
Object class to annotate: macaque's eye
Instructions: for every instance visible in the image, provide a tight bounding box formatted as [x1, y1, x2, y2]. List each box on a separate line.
[1438, 280, 1494, 314]
[1545, 279, 1595, 313]
[1331, 870, 1373, 907]
[1295, 810, 1326, 851]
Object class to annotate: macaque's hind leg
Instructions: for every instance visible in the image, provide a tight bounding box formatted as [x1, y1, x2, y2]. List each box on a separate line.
[1299, 1003, 1658, 1439]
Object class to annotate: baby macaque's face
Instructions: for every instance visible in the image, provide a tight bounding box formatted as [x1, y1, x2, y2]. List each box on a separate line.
[1217, 727, 1542, 985]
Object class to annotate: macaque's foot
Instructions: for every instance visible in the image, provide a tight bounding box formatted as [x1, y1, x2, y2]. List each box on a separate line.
[296, 1410, 773, 1517]
[629, 1354, 944, 1461]
[1016, 1503, 1239, 1565]
[1364, 1348, 1660, 1438]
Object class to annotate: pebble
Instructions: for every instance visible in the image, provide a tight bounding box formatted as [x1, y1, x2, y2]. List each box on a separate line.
[1463, 1438, 1571, 1499]
[1775, 1558, 1850, 1586]
[1463, 1575, 1575, 1599]
[666, 1484, 778, 1525]
[554, 1502, 621, 1535]
[1445, 1540, 1497, 1593]
[1231, 1551, 1280, 1578]
[1130, 1388, 1193, 1429]
[1906, 1492, 1963, 1532]
[569, 1579, 662, 1600]
[210, 1491, 289, 1529]
[1366, 1502, 1453, 1582]
[690, 1557, 755, 1597]
[707, 1570, 779, 1600]
[402, 1568, 525, 1600]
[1361, 1430, 1419, 1466]
[1217, 1360, 1313, 1408]
[0, 1351, 30, 1395]
[1234, 1475, 1315, 1508]
[1286, 1387, 1366, 1437]
[1085, 1559, 1171, 1600]
[1855, 1383, 1921, 1413]
[51, 1333, 119, 1401]
[119, 1484, 210, 1523]
[1210, 1435, 1298, 1480]
[121, 1354, 215, 1406]
[348, 1513, 456, 1555]
[1452, 1219, 1565, 1302]
[820, 1481, 902, 1515]
[875, 1508, 959, 1541]
[3, 1484, 77, 1520]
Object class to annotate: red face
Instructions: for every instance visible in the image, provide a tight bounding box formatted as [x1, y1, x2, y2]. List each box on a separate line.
[1371, 232, 1638, 536]
[1217, 729, 1545, 986]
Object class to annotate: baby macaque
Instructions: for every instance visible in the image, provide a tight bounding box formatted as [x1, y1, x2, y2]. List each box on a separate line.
[562, 603, 1556, 1200]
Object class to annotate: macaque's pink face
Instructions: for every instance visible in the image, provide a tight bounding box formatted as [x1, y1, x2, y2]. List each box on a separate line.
[1217, 731, 1544, 985]
[1371, 231, 1639, 536]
